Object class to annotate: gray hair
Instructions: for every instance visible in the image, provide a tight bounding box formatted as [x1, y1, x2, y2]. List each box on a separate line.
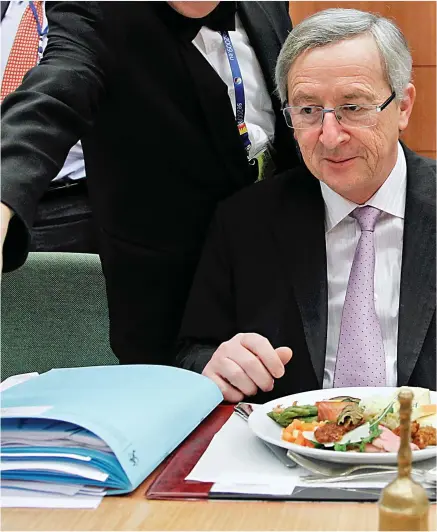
[276, 8, 412, 104]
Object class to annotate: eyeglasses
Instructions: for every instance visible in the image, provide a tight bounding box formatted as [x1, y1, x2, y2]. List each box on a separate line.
[283, 91, 396, 130]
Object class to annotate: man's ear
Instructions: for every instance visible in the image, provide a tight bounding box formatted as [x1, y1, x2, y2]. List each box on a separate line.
[398, 83, 416, 132]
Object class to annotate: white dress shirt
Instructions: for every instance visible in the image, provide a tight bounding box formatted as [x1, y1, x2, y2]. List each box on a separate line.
[322, 142, 407, 388]
[192, 15, 275, 160]
[1, 0, 85, 181]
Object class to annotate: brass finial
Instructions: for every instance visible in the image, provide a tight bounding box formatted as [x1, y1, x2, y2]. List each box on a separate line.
[378, 389, 429, 531]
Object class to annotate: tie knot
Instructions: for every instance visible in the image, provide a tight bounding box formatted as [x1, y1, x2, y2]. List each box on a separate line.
[351, 205, 381, 232]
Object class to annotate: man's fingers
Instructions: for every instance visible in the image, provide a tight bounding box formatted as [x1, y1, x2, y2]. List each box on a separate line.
[203, 334, 291, 401]
[275, 346, 293, 366]
[218, 358, 259, 397]
[225, 340, 274, 392]
[240, 333, 284, 378]
[204, 371, 244, 403]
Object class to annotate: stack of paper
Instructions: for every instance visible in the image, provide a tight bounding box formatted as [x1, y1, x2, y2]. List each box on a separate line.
[1, 365, 223, 507]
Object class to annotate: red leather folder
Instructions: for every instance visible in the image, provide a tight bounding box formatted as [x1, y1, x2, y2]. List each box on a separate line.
[145, 405, 436, 502]
[146, 405, 233, 500]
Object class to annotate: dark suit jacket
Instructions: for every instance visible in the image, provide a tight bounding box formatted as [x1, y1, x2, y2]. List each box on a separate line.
[177, 145, 436, 399]
[1, 1, 298, 365]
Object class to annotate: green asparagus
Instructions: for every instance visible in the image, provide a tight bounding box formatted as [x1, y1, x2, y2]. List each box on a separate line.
[267, 405, 318, 427]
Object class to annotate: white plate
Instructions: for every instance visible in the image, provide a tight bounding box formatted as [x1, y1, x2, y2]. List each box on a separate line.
[248, 387, 437, 464]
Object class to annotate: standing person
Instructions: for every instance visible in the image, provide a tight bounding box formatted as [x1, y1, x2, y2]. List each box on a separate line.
[1, 2, 299, 365]
[1, 0, 97, 252]
[176, 8, 436, 401]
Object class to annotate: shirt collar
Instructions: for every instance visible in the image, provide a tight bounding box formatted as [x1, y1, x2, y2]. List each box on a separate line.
[320, 141, 407, 233]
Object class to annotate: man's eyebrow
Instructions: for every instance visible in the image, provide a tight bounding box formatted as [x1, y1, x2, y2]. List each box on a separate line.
[289, 94, 320, 106]
[342, 91, 376, 102]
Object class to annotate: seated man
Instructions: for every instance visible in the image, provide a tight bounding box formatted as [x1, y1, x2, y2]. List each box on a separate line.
[176, 8, 436, 402]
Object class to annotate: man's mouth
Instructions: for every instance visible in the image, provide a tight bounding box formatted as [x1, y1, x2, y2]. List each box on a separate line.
[325, 156, 357, 164]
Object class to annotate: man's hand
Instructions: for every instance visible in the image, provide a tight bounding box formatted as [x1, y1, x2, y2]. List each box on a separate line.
[202, 333, 293, 403]
[1, 203, 13, 274]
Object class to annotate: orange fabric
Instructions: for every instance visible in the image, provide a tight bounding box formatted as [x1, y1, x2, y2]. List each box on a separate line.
[1, 1, 43, 101]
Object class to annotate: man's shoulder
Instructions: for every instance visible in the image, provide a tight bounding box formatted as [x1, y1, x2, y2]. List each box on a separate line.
[239, 1, 291, 36]
[256, 1, 290, 18]
[404, 145, 436, 206]
[218, 165, 319, 220]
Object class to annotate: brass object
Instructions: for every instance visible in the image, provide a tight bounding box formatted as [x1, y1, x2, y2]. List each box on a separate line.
[378, 389, 429, 530]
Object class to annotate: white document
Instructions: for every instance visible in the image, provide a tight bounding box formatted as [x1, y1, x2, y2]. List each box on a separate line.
[186, 413, 303, 489]
[0, 373, 39, 392]
[0, 489, 103, 509]
[1, 406, 52, 417]
[0, 452, 91, 461]
[1, 481, 107, 497]
[1, 460, 109, 482]
[1, 480, 83, 496]
[210, 483, 297, 495]
[2, 418, 113, 453]
[187, 413, 396, 492]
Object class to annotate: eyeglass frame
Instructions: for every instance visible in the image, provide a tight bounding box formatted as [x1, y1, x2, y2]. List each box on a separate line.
[282, 91, 396, 130]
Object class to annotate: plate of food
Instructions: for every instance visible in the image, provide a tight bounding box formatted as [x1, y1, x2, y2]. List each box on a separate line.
[248, 387, 437, 464]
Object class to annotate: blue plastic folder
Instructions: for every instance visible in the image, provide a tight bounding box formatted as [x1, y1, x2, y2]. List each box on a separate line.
[1, 365, 223, 495]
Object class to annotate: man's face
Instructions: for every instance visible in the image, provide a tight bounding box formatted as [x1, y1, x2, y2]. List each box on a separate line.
[287, 35, 415, 204]
[168, 1, 220, 18]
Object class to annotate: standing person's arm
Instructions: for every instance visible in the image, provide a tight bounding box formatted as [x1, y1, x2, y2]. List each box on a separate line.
[1, 1, 110, 272]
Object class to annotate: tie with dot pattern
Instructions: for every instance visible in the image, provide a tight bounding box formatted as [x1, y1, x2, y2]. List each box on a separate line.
[1, 1, 43, 102]
[333, 205, 386, 387]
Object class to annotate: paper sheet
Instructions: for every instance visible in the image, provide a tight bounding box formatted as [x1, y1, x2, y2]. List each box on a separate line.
[1, 481, 106, 496]
[1, 460, 109, 482]
[0, 373, 39, 392]
[0, 489, 103, 509]
[0, 452, 92, 461]
[1, 418, 113, 453]
[1, 480, 82, 496]
[186, 413, 304, 489]
[186, 413, 408, 493]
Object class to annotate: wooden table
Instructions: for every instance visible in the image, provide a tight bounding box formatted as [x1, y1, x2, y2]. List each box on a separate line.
[2, 466, 436, 531]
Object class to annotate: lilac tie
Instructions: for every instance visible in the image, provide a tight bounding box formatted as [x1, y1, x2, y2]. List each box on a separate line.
[333, 206, 386, 387]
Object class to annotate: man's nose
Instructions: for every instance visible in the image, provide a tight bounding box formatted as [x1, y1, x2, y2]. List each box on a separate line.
[319, 111, 350, 150]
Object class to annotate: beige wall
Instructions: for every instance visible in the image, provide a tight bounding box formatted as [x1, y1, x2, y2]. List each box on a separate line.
[289, 1, 436, 159]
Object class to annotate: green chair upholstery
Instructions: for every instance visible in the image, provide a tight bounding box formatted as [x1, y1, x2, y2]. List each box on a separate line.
[1, 252, 118, 379]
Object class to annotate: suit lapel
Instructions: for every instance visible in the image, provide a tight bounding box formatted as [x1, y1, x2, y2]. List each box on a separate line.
[397, 147, 436, 385]
[237, 1, 282, 96]
[270, 170, 328, 386]
[1, 1, 10, 21]
[180, 39, 252, 189]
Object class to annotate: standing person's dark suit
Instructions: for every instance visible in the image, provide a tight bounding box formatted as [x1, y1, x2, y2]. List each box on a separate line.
[1, 2, 299, 366]
[176, 8, 436, 402]
[1, 0, 98, 253]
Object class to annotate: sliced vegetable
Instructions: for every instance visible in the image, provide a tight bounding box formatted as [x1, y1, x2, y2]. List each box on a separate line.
[329, 396, 361, 403]
[316, 401, 356, 422]
[337, 403, 365, 427]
